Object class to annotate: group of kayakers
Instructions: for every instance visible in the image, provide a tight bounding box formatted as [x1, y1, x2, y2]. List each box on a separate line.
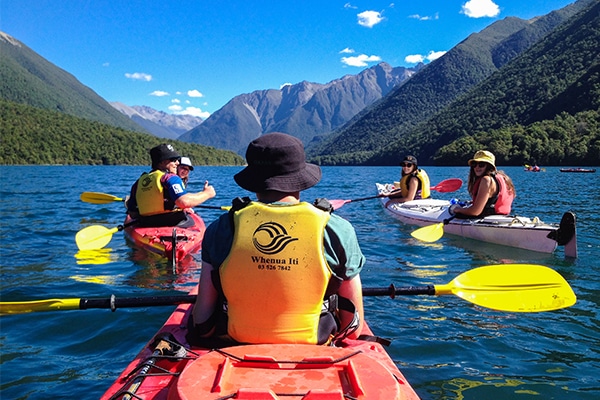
[124, 134, 516, 347]
[126, 134, 365, 346]
[384, 150, 516, 218]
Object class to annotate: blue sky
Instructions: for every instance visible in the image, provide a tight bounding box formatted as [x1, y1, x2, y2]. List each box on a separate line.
[1, 0, 576, 118]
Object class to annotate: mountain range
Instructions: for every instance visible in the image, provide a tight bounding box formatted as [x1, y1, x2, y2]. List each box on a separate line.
[1, 0, 598, 166]
[110, 102, 204, 139]
[178, 62, 422, 154]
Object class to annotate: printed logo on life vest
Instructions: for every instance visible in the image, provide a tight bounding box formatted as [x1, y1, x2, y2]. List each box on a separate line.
[141, 176, 152, 187]
[252, 222, 298, 255]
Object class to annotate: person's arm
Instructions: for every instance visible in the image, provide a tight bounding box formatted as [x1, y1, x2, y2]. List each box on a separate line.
[175, 181, 216, 209]
[190, 261, 219, 337]
[338, 275, 364, 340]
[388, 176, 418, 202]
[403, 176, 419, 202]
[453, 176, 493, 216]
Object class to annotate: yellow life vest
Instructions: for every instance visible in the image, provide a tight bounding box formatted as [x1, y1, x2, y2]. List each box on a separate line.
[400, 169, 431, 199]
[136, 170, 167, 216]
[219, 201, 332, 344]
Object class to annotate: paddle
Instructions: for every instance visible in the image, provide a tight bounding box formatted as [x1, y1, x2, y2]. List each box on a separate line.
[411, 215, 457, 243]
[329, 178, 463, 210]
[80, 191, 228, 210]
[75, 220, 137, 251]
[0, 264, 576, 314]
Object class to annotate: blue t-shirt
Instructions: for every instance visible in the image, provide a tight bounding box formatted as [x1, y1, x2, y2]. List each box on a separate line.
[163, 174, 187, 202]
[202, 203, 365, 280]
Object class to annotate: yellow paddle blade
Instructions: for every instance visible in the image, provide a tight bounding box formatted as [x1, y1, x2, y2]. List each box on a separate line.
[80, 192, 123, 204]
[75, 225, 119, 250]
[411, 222, 444, 242]
[1, 298, 82, 314]
[435, 264, 576, 312]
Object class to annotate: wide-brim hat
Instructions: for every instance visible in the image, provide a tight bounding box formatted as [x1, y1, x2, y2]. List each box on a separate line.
[468, 150, 496, 169]
[150, 144, 180, 167]
[179, 156, 194, 170]
[234, 132, 322, 193]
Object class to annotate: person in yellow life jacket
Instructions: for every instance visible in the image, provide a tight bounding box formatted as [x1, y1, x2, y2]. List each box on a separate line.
[450, 150, 516, 218]
[125, 144, 216, 227]
[188, 133, 365, 347]
[387, 155, 431, 203]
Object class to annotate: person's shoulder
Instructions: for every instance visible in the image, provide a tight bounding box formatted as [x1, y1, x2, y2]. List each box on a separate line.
[328, 212, 356, 231]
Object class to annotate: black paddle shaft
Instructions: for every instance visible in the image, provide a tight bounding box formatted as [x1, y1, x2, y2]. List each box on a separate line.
[363, 285, 436, 298]
[77, 285, 437, 312]
[79, 294, 196, 311]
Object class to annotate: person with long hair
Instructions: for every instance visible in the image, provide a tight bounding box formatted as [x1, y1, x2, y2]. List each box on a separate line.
[451, 150, 516, 218]
[387, 155, 431, 203]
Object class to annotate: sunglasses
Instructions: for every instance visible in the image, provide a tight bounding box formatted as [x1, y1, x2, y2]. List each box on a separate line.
[401, 163, 414, 167]
[472, 162, 489, 168]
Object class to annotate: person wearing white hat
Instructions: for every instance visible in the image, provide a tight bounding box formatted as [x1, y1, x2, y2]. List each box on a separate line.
[126, 144, 216, 227]
[178, 156, 194, 188]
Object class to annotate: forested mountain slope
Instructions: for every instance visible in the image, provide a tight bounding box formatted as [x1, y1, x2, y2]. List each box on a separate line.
[308, 0, 596, 165]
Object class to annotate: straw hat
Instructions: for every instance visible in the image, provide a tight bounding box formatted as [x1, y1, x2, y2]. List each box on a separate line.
[468, 150, 496, 169]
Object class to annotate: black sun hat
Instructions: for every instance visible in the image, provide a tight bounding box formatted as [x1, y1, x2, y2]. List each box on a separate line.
[234, 133, 322, 193]
[150, 144, 180, 168]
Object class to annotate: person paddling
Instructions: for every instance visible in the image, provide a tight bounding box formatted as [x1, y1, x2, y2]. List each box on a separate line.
[450, 150, 516, 218]
[188, 133, 365, 346]
[386, 155, 431, 203]
[126, 144, 216, 227]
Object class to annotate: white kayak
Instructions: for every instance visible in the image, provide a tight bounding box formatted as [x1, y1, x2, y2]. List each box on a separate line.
[376, 183, 577, 257]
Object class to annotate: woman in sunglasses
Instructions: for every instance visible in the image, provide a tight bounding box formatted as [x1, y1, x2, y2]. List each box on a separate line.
[387, 155, 431, 203]
[451, 150, 516, 218]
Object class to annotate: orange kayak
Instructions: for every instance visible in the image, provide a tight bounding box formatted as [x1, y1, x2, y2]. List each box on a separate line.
[123, 213, 206, 266]
[101, 291, 420, 400]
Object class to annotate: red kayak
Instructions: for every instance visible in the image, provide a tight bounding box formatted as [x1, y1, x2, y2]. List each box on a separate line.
[101, 289, 421, 400]
[123, 212, 206, 266]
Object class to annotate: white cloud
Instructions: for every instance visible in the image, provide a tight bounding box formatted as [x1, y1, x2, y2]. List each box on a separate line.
[149, 90, 169, 97]
[171, 98, 181, 103]
[339, 47, 355, 54]
[187, 89, 204, 98]
[461, 0, 500, 18]
[357, 11, 383, 28]
[405, 50, 447, 64]
[171, 106, 210, 119]
[344, 3, 357, 9]
[102, 62, 110, 67]
[405, 54, 425, 64]
[125, 72, 152, 81]
[409, 13, 439, 21]
[426, 50, 446, 61]
[341, 54, 382, 67]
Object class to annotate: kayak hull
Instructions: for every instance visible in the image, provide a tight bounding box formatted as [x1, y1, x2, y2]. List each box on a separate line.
[101, 291, 420, 400]
[376, 183, 577, 257]
[123, 213, 206, 264]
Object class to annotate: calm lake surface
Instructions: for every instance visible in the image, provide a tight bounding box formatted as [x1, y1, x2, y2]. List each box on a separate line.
[1, 165, 599, 399]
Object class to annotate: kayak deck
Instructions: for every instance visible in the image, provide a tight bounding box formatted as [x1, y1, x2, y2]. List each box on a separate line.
[123, 212, 206, 264]
[376, 183, 577, 257]
[101, 298, 420, 400]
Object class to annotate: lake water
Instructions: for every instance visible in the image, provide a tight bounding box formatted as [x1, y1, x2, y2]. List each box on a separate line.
[1, 165, 599, 399]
